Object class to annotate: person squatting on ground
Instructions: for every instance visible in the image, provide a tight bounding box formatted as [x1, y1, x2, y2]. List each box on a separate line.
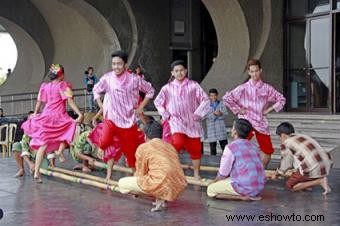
[223, 59, 286, 168]
[21, 64, 83, 183]
[273, 122, 333, 195]
[154, 60, 210, 179]
[207, 118, 266, 201]
[118, 120, 187, 212]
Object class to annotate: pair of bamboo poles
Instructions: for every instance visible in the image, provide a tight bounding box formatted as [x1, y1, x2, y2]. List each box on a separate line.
[39, 162, 214, 194]
[39, 162, 280, 193]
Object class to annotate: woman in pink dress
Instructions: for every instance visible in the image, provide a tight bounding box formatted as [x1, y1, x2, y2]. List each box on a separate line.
[22, 64, 83, 183]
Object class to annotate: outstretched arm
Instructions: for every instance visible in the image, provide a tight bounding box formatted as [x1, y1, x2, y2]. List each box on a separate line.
[68, 98, 83, 123]
[33, 101, 42, 115]
[92, 107, 103, 127]
[64, 88, 83, 123]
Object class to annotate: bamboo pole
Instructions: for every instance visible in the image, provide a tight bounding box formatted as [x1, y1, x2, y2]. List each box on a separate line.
[181, 164, 219, 172]
[92, 161, 134, 174]
[42, 168, 156, 200]
[48, 167, 118, 186]
[39, 168, 120, 192]
[90, 161, 213, 187]
[186, 176, 213, 187]
[182, 164, 287, 180]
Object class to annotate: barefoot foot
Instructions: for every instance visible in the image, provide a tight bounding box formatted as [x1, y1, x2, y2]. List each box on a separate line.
[82, 166, 92, 173]
[320, 177, 331, 195]
[14, 170, 25, 178]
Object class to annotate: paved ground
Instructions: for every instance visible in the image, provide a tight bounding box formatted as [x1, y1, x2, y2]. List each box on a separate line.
[0, 153, 339, 226]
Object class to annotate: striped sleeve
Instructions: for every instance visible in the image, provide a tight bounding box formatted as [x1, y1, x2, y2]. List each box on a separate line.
[222, 85, 244, 114]
[193, 84, 210, 119]
[154, 86, 171, 120]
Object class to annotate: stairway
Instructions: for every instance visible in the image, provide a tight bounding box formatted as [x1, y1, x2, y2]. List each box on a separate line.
[145, 111, 340, 167]
[267, 113, 340, 161]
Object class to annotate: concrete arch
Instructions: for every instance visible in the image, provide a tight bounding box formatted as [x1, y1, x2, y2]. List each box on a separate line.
[121, 0, 138, 66]
[253, 0, 272, 59]
[57, 0, 121, 72]
[200, 0, 250, 94]
[31, 0, 121, 88]
[0, 17, 45, 94]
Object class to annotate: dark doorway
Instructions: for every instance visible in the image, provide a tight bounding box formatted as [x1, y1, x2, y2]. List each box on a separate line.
[335, 13, 340, 112]
[201, 3, 217, 82]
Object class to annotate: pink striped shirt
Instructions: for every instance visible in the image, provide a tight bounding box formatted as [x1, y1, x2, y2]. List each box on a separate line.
[223, 80, 286, 135]
[93, 70, 155, 128]
[154, 78, 210, 138]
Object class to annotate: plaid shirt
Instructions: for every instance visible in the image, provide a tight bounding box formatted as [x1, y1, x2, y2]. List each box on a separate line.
[203, 100, 228, 142]
[219, 139, 266, 197]
[279, 134, 332, 178]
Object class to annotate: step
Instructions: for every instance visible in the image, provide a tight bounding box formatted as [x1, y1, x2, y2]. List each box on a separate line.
[268, 113, 340, 121]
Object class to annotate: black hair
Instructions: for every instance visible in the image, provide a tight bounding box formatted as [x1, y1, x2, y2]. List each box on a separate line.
[143, 120, 163, 139]
[87, 66, 94, 71]
[209, 88, 218, 95]
[111, 50, 128, 63]
[48, 65, 64, 81]
[170, 60, 187, 70]
[233, 118, 252, 139]
[28, 111, 34, 115]
[276, 122, 295, 136]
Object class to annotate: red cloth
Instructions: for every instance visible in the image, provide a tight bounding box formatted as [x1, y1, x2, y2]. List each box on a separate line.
[247, 129, 274, 154]
[95, 119, 142, 167]
[286, 171, 316, 190]
[171, 133, 201, 160]
[88, 123, 122, 163]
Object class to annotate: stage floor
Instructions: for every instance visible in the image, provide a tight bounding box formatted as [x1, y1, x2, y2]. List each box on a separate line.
[0, 153, 339, 226]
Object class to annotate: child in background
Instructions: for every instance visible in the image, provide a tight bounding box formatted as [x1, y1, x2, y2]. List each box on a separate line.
[204, 88, 228, 155]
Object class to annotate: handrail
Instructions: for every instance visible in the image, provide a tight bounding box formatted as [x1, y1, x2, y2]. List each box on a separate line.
[0, 88, 89, 116]
[0, 88, 86, 98]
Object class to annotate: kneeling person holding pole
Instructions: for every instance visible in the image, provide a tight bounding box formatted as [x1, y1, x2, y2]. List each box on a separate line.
[207, 119, 266, 201]
[118, 120, 187, 212]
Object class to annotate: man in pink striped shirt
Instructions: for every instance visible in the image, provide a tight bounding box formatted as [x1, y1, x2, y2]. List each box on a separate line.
[223, 59, 286, 168]
[154, 60, 210, 179]
[92, 50, 155, 175]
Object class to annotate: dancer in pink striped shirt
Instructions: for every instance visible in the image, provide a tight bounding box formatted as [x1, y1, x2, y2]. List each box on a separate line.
[223, 59, 286, 168]
[154, 60, 210, 179]
[91, 50, 155, 175]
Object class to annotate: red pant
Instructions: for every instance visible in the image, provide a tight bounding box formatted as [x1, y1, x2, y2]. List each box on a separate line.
[99, 120, 141, 168]
[286, 171, 316, 190]
[171, 133, 201, 160]
[247, 129, 274, 154]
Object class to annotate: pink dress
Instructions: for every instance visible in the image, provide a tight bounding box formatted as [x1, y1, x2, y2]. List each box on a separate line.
[21, 81, 77, 153]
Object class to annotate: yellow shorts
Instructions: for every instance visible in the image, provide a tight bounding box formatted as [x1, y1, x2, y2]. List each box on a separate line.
[118, 176, 144, 194]
[207, 178, 240, 197]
